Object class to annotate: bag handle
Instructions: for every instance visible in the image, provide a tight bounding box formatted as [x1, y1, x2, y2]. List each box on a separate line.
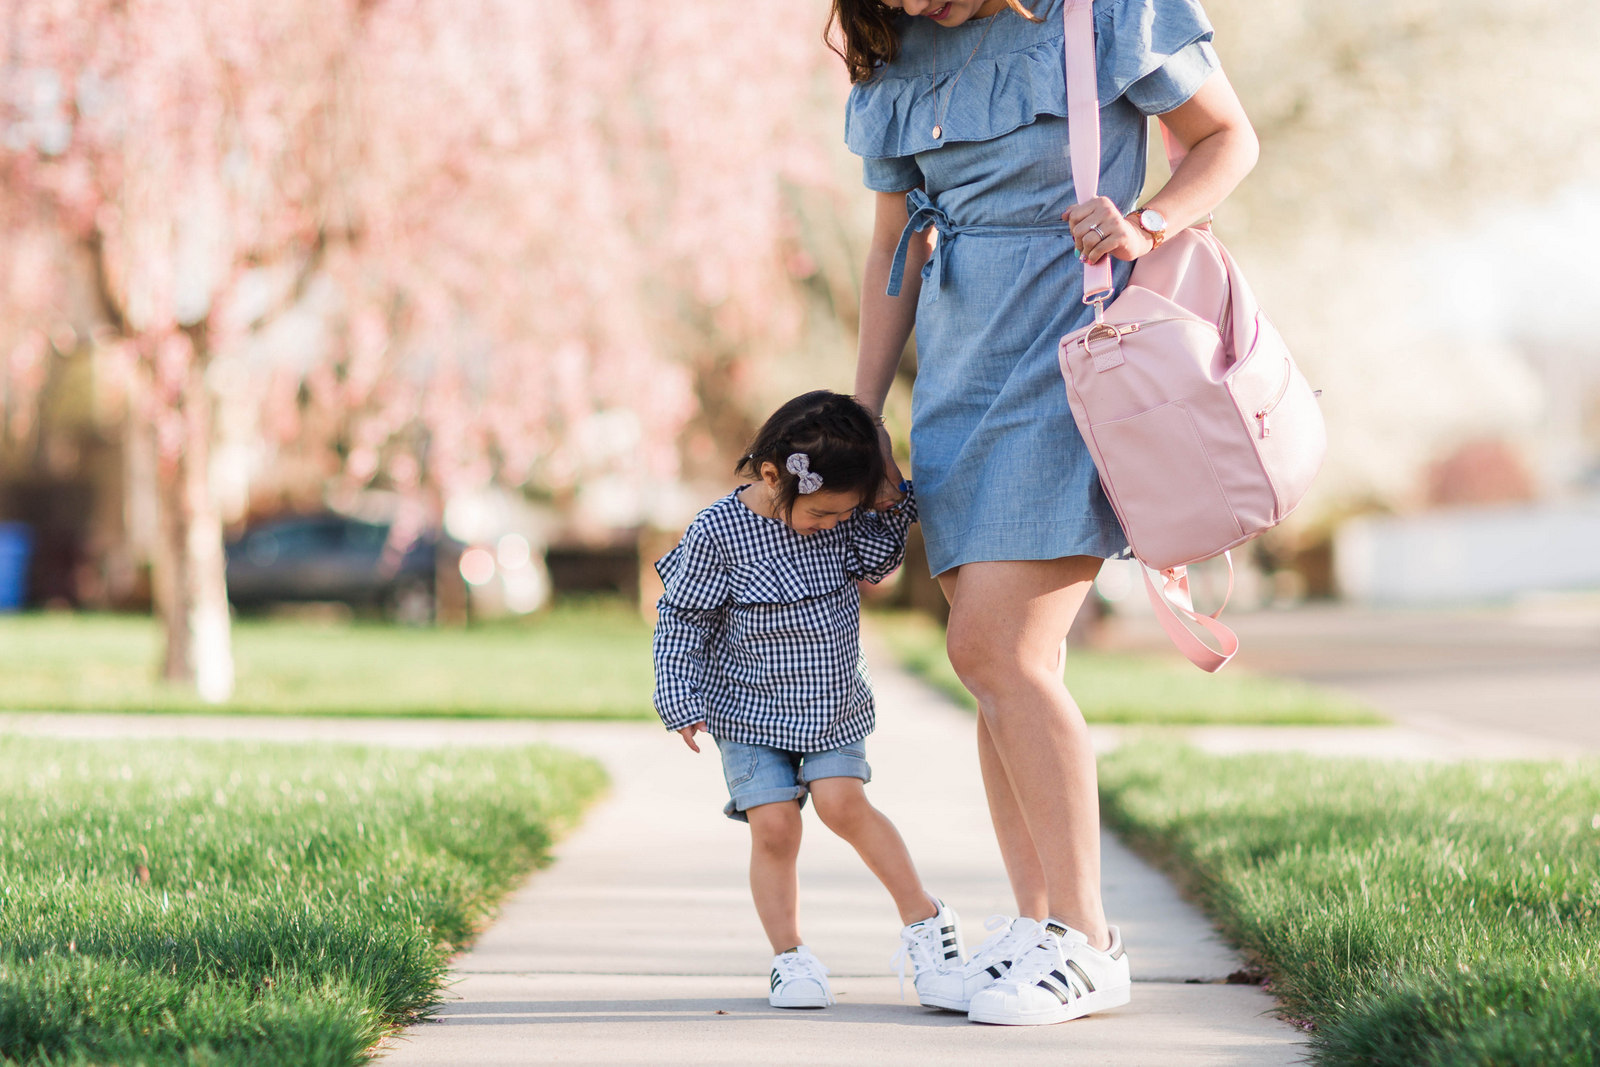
[1062, 0, 1112, 305]
[1141, 556, 1239, 673]
[1061, 0, 1192, 303]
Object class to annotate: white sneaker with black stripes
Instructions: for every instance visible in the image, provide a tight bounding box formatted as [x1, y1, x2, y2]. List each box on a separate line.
[955, 915, 1039, 1010]
[768, 945, 835, 1008]
[891, 897, 967, 1010]
[965, 920, 1131, 1025]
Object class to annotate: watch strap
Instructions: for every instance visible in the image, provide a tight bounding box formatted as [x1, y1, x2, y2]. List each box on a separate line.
[1130, 209, 1165, 247]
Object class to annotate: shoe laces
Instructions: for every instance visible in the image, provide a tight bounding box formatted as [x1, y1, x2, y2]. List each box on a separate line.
[996, 924, 1068, 989]
[889, 918, 948, 1001]
[774, 947, 830, 986]
[965, 915, 1028, 974]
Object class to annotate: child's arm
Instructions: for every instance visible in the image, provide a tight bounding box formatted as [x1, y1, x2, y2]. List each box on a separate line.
[652, 599, 716, 740]
[842, 481, 918, 583]
[651, 526, 727, 745]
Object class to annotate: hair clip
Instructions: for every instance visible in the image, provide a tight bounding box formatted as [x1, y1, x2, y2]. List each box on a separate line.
[786, 453, 824, 494]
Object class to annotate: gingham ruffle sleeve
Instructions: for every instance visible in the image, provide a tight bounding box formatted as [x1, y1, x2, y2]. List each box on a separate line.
[843, 483, 918, 583]
[651, 525, 727, 731]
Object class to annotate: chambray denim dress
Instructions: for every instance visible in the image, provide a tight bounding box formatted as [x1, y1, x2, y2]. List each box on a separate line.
[845, 0, 1219, 575]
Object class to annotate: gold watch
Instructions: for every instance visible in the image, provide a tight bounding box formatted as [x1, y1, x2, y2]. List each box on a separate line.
[1129, 207, 1167, 249]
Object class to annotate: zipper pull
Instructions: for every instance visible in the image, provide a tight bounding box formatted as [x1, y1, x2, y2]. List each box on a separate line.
[1256, 411, 1271, 438]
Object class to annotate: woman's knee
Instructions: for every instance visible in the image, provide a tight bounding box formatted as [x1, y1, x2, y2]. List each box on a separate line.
[946, 617, 1047, 702]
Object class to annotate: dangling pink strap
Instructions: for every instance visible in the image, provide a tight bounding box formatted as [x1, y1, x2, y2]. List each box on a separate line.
[1140, 555, 1239, 673]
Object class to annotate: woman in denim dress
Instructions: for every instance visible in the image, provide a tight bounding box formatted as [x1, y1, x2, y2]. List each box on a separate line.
[832, 0, 1259, 1025]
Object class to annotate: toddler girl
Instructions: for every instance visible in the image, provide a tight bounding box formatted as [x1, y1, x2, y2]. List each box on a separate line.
[652, 389, 965, 1010]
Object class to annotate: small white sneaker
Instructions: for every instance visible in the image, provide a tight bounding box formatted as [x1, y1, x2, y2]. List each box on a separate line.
[966, 921, 1131, 1026]
[769, 946, 835, 1008]
[891, 898, 967, 1010]
[954, 915, 1040, 1010]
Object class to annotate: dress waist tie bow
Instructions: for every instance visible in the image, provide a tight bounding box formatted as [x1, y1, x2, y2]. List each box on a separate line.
[886, 188, 1079, 303]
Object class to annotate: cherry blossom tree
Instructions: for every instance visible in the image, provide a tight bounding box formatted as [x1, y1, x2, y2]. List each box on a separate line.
[2, 0, 374, 699]
[1, 0, 850, 697]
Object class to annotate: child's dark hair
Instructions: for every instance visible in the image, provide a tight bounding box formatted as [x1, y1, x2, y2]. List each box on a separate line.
[736, 390, 885, 518]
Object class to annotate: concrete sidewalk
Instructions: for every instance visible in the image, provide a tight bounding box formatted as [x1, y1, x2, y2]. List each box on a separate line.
[366, 659, 1305, 1066]
[1095, 599, 1600, 758]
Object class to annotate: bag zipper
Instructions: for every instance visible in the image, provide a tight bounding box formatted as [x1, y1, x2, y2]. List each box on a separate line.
[1254, 360, 1292, 438]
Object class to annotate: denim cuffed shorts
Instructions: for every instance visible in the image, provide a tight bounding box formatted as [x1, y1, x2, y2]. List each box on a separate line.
[713, 737, 872, 822]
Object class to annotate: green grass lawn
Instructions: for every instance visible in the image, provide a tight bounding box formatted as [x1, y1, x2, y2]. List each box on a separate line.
[0, 601, 655, 717]
[0, 735, 606, 1066]
[870, 610, 1382, 725]
[1098, 744, 1600, 1066]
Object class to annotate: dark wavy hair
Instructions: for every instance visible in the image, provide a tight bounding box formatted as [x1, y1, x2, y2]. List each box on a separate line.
[825, 1, 1042, 84]
[736, 390, 885, 519]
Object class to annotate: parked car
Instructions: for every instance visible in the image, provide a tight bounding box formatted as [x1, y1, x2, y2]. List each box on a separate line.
[225, 513, 454, 623]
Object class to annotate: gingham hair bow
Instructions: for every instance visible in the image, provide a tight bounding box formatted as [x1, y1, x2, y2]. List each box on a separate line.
[786, 452, 824, 495]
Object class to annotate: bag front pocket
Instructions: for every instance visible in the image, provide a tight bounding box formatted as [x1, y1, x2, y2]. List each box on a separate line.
[1091, 399, 1243, 569]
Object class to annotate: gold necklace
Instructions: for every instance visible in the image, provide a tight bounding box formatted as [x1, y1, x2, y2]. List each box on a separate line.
[930, 11, 1002, 140]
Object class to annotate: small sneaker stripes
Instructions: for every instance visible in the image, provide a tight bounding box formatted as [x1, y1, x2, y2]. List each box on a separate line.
[966, 922, 1131, 1025]
[768, 946, 834, 1008]
[892, 897, 967, 1011]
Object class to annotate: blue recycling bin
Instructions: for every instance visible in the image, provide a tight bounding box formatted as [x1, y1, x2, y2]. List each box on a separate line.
[0, 522, 34, 611]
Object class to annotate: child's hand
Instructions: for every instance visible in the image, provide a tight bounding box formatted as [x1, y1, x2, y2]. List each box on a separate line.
[871, 480, 907, 511]
[872, 422, 906, 510]
[677, 722, 708, 753]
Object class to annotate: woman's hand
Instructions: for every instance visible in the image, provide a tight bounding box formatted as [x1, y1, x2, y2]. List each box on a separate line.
[872, 422, 907, 511]
[1063, 74, 1260, 269]
[1063, 197, 1155, 266]
[677, 722, 707, 753]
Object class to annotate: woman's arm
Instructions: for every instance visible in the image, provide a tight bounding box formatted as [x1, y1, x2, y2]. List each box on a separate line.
[855, 188, 931, 497]
[1065, 71, 1260, 265]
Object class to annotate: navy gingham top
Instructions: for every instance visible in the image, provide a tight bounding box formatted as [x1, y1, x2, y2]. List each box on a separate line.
[651, 485, 917, 752]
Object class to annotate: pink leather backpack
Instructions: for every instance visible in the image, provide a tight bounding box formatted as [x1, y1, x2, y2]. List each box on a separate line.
[1056, 0, 1326, 671]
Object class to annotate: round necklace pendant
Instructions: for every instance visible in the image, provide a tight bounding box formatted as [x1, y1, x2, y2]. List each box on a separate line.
[932, 124, 943, 139]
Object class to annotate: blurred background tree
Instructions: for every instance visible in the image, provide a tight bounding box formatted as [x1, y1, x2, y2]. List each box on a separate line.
[1, 0, 850, 697]
[2, 0, 1597, 693]
[1204, 0, 1600, 525]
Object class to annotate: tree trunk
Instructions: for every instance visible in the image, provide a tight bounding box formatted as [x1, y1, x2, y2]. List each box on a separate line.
[151, 346, 234, 703]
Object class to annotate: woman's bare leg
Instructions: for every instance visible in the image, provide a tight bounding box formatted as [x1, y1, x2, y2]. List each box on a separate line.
[940, 557, 1108, 948]
[938, 569, 1050, 921]
[976, 709, 1050, 919]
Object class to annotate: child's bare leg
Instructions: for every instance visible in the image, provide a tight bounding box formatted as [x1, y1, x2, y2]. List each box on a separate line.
[745, 800, 804, 953]
[807, 776, 937, 926]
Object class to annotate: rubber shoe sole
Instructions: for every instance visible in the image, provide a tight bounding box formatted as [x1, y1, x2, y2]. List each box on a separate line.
[769, 990, 832, 1009]
[967, 981, 1131, 1025]
[916, 988, 970, 1013]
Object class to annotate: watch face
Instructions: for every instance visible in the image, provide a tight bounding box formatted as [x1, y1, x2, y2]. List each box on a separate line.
[1139, 209, 1167, 233]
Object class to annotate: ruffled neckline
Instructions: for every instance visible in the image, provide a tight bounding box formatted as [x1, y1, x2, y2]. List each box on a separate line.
[844, 0, 1213, 159]
[845, 0, 1069, 158]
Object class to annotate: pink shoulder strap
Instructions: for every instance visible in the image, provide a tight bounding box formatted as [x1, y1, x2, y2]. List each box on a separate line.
[1061, 0, 1191, 301]
[1062, 0, 1112, 303]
